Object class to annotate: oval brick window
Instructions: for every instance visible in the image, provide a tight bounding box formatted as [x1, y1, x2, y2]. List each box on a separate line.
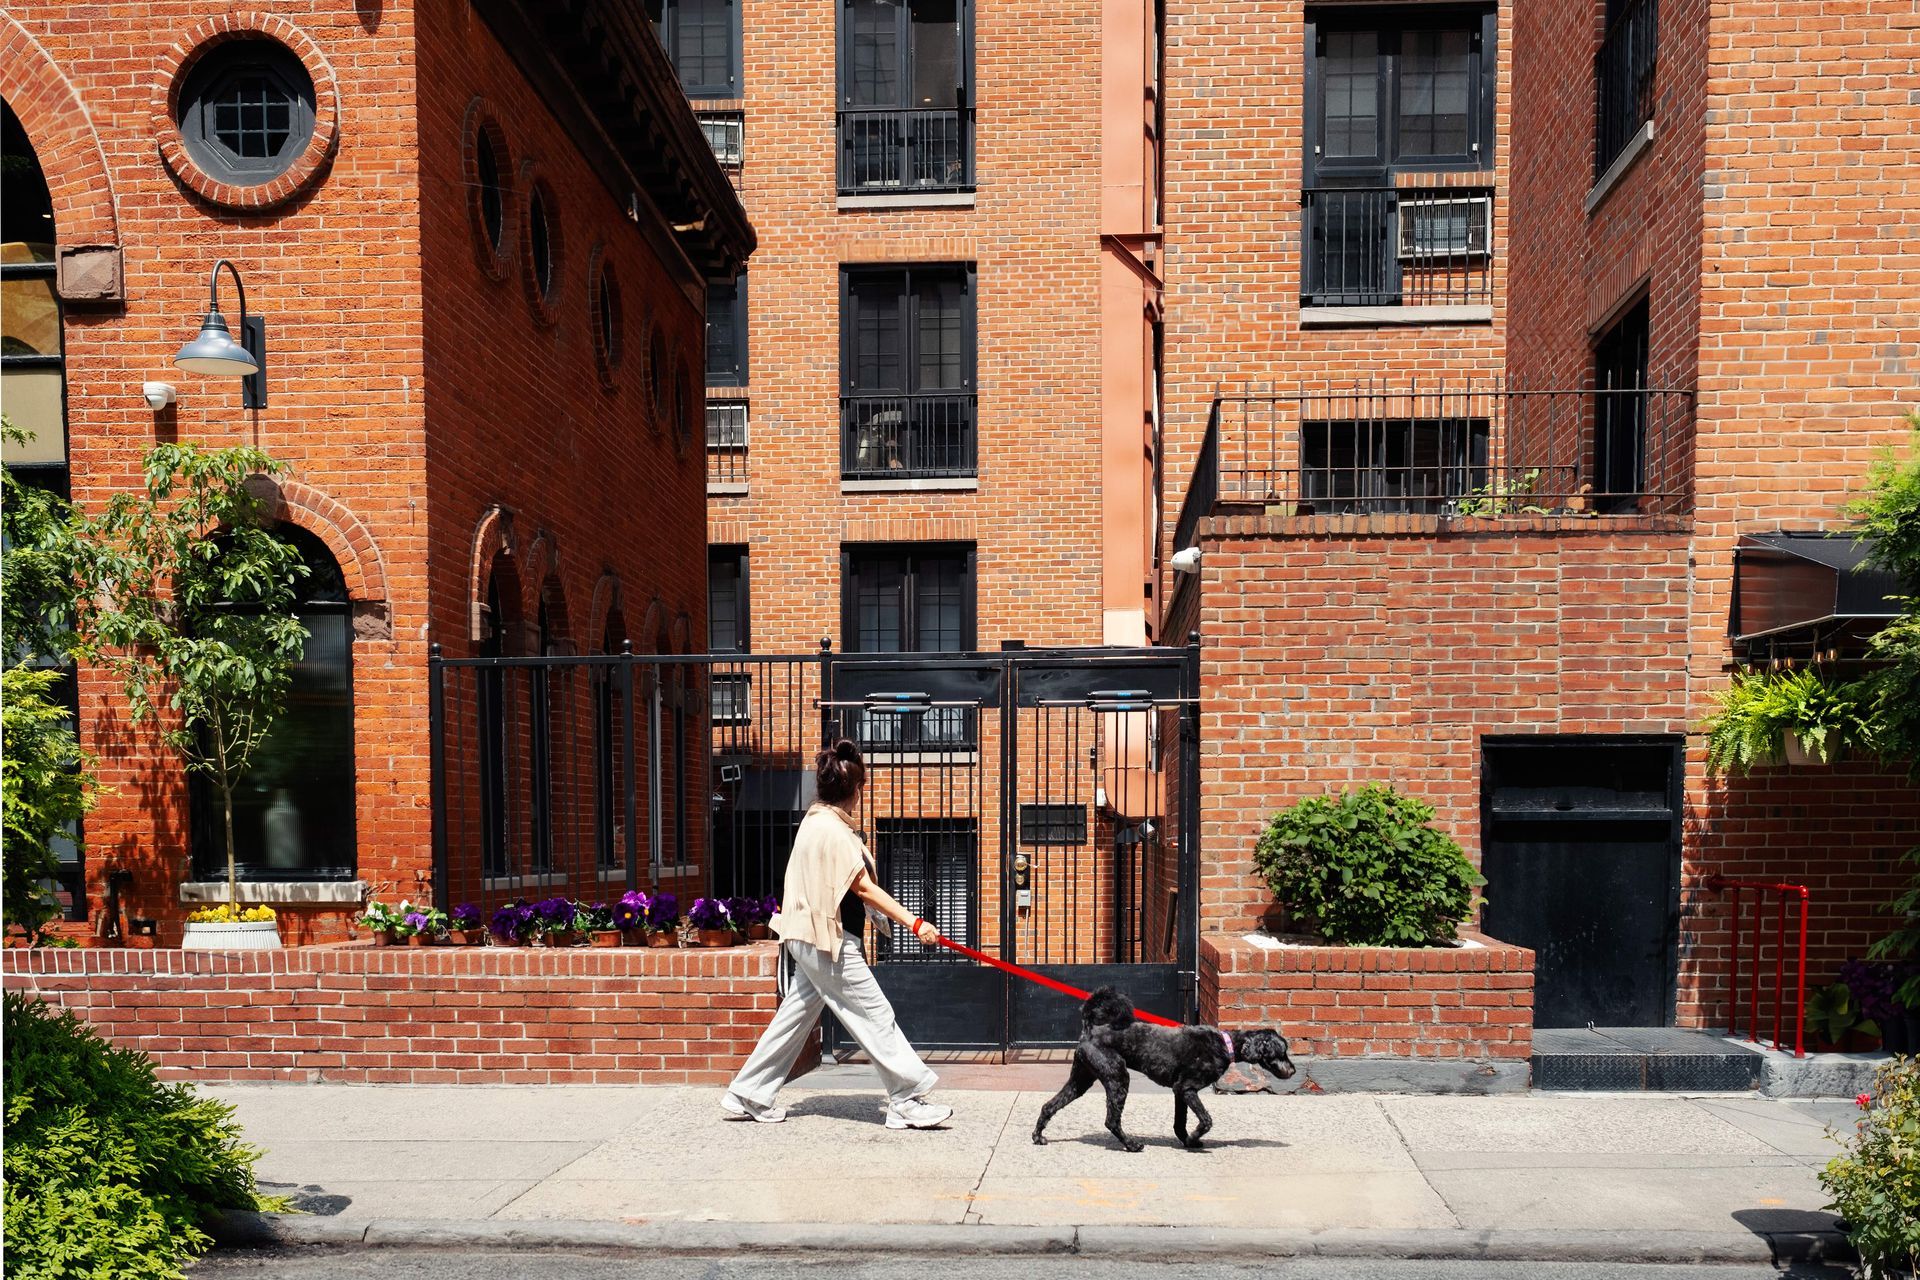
[591, 256, 623, 388]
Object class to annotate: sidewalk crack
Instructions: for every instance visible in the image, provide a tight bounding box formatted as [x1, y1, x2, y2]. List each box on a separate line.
[962, 1092, 1020, 1226]
[1378, 1098, 1463, 1229]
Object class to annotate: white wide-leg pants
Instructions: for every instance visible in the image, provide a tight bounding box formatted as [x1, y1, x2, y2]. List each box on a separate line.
[728, 937, 938, 1108]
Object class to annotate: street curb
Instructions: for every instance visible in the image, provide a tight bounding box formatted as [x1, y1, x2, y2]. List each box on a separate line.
[211, 1212, 1854, 1265]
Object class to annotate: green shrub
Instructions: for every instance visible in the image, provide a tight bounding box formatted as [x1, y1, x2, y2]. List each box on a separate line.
[2, 993, 285, 1280]
[1252, 784, 1485, 946]
[1821, 1056, 1920, 1279]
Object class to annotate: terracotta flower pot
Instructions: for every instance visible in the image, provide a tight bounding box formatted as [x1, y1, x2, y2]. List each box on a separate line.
[619, 929, 648, 947]
[645, 930, 678, 948]
[747, 924, 771, 941]
[448, 929, 484, 946]
[372, 930, 394, 946]
[549, 930, 580, 948]
[405, 933, 429, 947]
[590, 929, 620, 948]
[697, 928, 738, 948]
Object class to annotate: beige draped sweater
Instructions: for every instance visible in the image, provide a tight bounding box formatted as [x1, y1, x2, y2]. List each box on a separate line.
[768, 803, 875, 955]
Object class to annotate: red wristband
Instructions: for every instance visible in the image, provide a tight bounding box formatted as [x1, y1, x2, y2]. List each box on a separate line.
[913, 917, 926, 933]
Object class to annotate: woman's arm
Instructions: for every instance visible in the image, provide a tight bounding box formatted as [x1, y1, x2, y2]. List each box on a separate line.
[851, 868, 940, 944]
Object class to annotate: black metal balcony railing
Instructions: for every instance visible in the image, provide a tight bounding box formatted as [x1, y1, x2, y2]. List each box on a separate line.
[1595, 0, 1658, 178]
[838, 108, 974, 195]
[1189, 384, 1695, 520]
[698, 110, 744, 170]
[1303, 187, 1495, 307]
[841, 392, 978, 480]
[706, 401, 748, 487]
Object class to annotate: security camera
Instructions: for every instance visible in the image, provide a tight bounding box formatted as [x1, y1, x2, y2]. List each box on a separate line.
[1170, 546, 1203, 574]
[142, 382, 176, 410]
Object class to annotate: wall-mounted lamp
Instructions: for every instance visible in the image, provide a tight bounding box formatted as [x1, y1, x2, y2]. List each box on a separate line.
[1170, 547, 1202, 574]
[173, 259, 267, 409]
[141, 382, 176, 410]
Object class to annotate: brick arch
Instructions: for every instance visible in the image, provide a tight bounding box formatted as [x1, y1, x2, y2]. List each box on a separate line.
[467, 504, 517, 643]
[588, 571, 625, 651]
[0, 13, 120, 250]
[268, 479, 388, 604]
[637, 597, 669, 654]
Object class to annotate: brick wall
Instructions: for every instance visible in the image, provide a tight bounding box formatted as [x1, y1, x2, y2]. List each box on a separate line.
[1192, 515, 1694, 934]
[1202, 931, 1534, 1061]
[6, 2, 724, 943]
[2, 942, 807, 1086]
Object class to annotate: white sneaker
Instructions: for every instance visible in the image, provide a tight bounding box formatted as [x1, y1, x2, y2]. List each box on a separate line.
[720, 1092, 787, 1123]
[885, 1097, 954, 1130]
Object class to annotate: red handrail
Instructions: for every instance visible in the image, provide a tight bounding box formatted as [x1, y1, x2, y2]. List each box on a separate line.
[1706, 876, 1809, 1058]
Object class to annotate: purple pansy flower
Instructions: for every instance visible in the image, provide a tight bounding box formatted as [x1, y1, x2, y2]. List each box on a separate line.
[403, 911, 430, 931]
[451, 903, 483, 931]
[646, 891, 679, 930]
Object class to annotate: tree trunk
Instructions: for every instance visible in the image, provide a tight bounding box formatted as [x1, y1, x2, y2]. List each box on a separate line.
[221, 777, 238, 909]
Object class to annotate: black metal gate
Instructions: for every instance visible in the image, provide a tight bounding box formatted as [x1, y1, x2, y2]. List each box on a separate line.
[428, 644, 1200, 1055]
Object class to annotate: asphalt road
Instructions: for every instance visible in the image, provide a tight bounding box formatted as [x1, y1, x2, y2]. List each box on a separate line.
[190, 1249, 1854, 1280]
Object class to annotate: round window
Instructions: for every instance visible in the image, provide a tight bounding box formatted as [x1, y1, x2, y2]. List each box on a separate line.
[649, 331, 669, 424]
[176, 39, 316, 185]
[528, 188, 554, 301]
[476, 129, 504, 253]
[595, 266, 623, 375]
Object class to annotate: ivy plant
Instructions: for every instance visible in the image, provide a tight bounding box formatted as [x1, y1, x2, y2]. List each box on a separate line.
[1253, 784, 1485, 946]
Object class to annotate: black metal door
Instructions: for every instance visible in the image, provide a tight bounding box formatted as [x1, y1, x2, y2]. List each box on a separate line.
[1480, 736, 1682, 1028]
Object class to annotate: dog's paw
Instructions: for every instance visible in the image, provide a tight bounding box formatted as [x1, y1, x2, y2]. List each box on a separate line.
[1182, 1140, 1206, 1151]
[1121, 1139, 1145, 1153]
[1031, 1133, 1048, 1146]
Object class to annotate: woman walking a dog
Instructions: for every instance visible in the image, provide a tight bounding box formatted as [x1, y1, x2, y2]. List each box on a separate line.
[721, 739, 954, 1130]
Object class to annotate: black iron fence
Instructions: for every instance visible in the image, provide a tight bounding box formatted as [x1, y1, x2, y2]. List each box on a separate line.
[1303, 187, 1495, 307]
[841, 392, 978, 480]
[1595, 0, 1658, 178]
[838, 108, 974, 194]
[1190, 384, 1695, 518]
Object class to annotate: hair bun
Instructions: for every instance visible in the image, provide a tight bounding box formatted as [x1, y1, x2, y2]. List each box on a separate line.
[834, 739, 859, 762]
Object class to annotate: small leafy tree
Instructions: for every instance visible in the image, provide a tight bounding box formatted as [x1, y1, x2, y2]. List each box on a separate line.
[72, 445, 307, 911]
[1253, 784, 1486, 946]
[1, 417, 91, 943]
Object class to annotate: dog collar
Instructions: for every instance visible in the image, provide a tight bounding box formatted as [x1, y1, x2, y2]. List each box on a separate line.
[1220, 1030, 1234, 1060]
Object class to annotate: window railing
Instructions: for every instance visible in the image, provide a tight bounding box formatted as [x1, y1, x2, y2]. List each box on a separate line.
[706, 401, 748, 487]
[1303, 187, 1494, 307]
[1190, 384, 1695, 518]
[841, 392, 977, 480]
[698, 110, 744, 170]
[837, 108, 974, 194]
[1594, 0, 1658, 178]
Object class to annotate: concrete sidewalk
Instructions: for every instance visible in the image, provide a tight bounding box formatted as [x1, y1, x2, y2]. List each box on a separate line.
[209, 1072, 1858, 1262]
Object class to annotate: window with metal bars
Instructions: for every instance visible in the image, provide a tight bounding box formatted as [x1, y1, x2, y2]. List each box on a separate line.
[708, 546, 748, 653]
[1020, 803, 1089, 846]
[840, 265, 977, 478]
[874, 819, 977, 958]
[838, 0, 974, 193]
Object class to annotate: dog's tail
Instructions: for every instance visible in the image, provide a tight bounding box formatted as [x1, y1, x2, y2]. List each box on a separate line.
[1082, 985, 1136, 1033]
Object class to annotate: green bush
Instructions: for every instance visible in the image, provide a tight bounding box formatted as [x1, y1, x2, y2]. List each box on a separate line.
[1821, 1056, 1920, 1279]
[1252, 784, 1485, 946]
[2, 993, 285, 1280]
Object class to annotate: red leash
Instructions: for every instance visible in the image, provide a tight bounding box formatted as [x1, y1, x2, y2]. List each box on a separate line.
[932, 934, 1183, 1029]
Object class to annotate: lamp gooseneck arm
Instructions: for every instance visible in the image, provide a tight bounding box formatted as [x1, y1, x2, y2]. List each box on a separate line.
[211, 258, 248, 332]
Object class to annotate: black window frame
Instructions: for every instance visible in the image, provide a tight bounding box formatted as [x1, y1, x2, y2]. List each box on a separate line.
[645, 0, 743, 99]
[1592, 294, 1651, 511]
[1298, 416, 1492, 515]
[708, 545, 750, 654]
[839, 263, 978, 479]
[841, 542, 977, 653]
[706, 274, 748, 388]
[873, 817, 979, 958]
[175, 38, 318, 186]
[1593, 0, 1659, 179]
[1302, 7, 1498, 185]
[836, 0, 976, 194]
[188, 524, 358, 883]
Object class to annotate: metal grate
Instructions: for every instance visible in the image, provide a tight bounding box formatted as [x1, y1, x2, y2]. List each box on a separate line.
[211, 74, 295, 159]
[698, 111, 744, 168]
[838, 108, 974, 193]
[1019, 802, 1088, 846]
[874, 819, 978, 960]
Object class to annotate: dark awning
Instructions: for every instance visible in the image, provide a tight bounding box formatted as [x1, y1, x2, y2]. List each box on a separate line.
[1731, 532, 1902, 661]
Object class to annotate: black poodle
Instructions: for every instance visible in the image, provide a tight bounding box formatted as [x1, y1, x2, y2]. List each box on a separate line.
[1031, 986, 1296, 1152]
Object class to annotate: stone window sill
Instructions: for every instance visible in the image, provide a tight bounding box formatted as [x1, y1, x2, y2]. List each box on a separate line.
[1586, 119, 1656, 215]
[179, 880, 365, 905]
[842, 477, 980, 494]
[837, 191, 976, 212]
[1300, 305, 1493, 328]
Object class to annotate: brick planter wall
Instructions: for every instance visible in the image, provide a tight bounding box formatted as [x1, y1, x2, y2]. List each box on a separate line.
[1201, 931, 1535, 1062]
[1, 942, 806, 1087]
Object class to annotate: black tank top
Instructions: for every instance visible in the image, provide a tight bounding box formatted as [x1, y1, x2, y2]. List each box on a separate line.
[841, 854, 874, 938]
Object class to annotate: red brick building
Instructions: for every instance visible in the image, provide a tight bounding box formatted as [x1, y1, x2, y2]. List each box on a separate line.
[1163, 0, 1920, 1040]
[1, 1, 751, 944]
